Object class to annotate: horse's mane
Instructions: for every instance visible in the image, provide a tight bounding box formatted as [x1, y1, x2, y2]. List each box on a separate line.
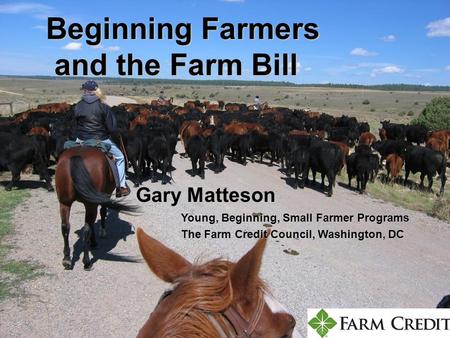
[151, 258, 266, 338]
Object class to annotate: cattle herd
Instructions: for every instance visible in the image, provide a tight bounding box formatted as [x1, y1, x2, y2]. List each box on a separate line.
[0, 99, 448, 197]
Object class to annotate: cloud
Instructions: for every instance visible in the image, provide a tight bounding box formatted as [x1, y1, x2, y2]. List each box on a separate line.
[426, 17, 450, 37]
[288, 61, 301, 73]
[62, 42, 82, 51]
[0, 2, 53, 19]
[106, 46, 120, 52]
[350, 48, 378, 57]
[371, 65, 404, 77]
[304, 67, 312, 71]
[381, 34, 396, 42]
[445, 66, 450, 72]
[89, 45, 121, 52]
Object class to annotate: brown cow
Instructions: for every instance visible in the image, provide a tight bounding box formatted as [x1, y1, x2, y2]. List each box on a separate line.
[138, 109, 160, 118]
[329, 141, 349, 171]
[119, 103, 142, 113]
[224, 103, 241, 112]
[386, 153, 404, 184]
[429, 129, 450, 152]
[14, 109, 48, 123]
[129, 115, 149, 130]
[201, 127, 214, 139]
[224, 122, 248, 136]
[172, 106, 188, 115]
[310, 130, 326, 140]
[359, 132, 377, 146]
[151, 98, 173, 106]
[27, 127, 49, 136]
[379, 128, 387, 140]
[307, 111, 320, 119]
[184, 101, 199, 110]
[241, 122, 266, 134]
[288, 130, 310, 137]
[37, 102, 71, 113]
[180, 121, 202, 153]
[426, 137, 448, 156]
[205, 102, 223, 111]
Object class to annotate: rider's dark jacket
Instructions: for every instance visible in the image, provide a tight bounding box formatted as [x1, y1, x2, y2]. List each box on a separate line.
[74, 94, 117, 141]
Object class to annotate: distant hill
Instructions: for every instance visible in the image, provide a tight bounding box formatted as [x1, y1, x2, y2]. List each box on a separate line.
[1, 75, 449, 92]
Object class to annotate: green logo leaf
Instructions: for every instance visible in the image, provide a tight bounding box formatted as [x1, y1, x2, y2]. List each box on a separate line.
[308, 309, 337, 338]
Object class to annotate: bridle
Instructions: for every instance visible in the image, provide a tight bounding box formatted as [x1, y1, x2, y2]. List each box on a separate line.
[155, 288, 266, 338]
[220, 289, 265, 337]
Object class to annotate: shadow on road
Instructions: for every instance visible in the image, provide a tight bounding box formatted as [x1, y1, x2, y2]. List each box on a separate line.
[71, 209, 141, 268]
[0, 179, 51, 191]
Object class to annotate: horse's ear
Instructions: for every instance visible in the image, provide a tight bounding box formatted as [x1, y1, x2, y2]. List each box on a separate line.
[137, 227, 192, 283]
[231, 231, 269, 300]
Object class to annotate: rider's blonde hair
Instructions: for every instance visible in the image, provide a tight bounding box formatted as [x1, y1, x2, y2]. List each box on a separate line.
[94, 87, 106, 102]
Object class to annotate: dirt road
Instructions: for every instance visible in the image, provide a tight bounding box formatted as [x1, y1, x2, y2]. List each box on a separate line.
[104, 95, 137, 106]
[0, 142, 449, 337]
[0, 89, 23, 96]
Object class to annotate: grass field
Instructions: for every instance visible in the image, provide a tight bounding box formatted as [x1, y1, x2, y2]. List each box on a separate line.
[1, 77, 450, 128]
[336, 171, 449, 222]
[0, 188, 43, 301]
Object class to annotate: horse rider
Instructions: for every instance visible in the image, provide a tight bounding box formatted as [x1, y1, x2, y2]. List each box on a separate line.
[254, 95, 261, 110]
[158, 90, 166, 104]
[74, 80, 131, 197]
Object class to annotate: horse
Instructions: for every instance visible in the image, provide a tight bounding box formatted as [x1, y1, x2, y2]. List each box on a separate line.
[55, 147, 137, 270]
[136, 228, 300, 338]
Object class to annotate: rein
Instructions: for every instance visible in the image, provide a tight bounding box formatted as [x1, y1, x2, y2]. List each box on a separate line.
[155, 289, 265, 338]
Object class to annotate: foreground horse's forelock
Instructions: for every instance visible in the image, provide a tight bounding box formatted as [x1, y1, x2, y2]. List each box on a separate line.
[136, 227, 300, 337]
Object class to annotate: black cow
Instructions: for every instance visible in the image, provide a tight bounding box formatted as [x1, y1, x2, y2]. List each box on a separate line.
[143, 128, 175, 184]
[249, 131, 270, 163]
[227, 134, 251, 165]
[404, 146, 446, 195]
[380, 120, 406, 140]
[186, 135, 207, 179]
[0, 133, 53, 191]
[368, 153, 380, 182]
[207, 128, 227, 172]
[358, 122, 370, 134]
[308, 141, 343, 196]
[285, 139, 310, 189]
[115, 130, 144, 187]
[372, 140, 407, 163]
[346, 145, 376, 193]
[49, 122, 75, 160]
[267, 131, 287, 167]
[405, 125, 428, 145]
[328, 127, 359, 147]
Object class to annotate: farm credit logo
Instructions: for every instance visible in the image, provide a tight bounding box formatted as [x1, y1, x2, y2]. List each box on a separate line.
[308, 309, 337, 337]
[307, 309, 450, 337]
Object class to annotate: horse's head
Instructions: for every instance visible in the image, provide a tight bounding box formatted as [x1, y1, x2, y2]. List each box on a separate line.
[136, 227, 300, 338]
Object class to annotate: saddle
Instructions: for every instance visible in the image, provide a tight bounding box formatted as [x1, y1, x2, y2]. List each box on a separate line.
[63, 139, 120, 188]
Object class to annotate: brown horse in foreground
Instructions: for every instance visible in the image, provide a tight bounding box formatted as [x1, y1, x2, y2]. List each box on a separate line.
[136, 228, 300, 338]
[55, 147, 137, 270]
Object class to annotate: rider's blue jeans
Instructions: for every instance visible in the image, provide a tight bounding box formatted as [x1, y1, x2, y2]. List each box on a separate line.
[102, 139, 126, 187]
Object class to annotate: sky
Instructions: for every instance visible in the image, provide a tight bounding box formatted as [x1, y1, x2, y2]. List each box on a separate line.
[0, 0, 449, 85]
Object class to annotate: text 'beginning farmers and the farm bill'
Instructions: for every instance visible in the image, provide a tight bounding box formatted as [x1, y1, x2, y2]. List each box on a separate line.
[47, 17, 319, 77]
